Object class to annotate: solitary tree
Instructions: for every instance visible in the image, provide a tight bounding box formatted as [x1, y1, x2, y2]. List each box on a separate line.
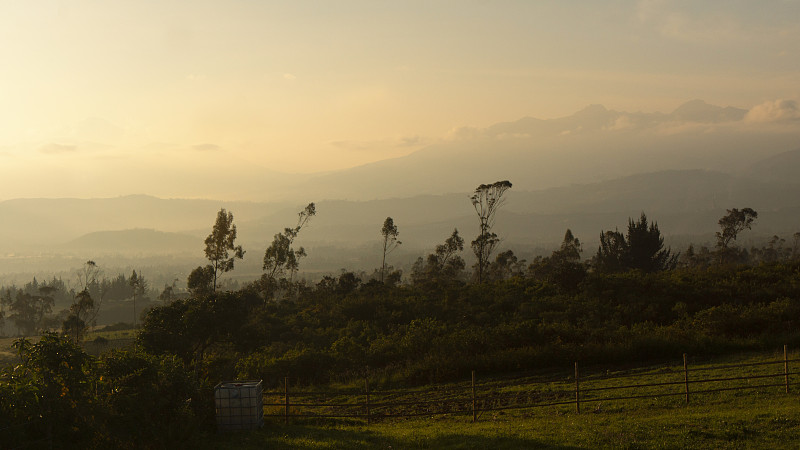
[73, 260, 104, 329]
[380, 217, 401, 282]
[62, 289, 93, 342]
[411, 229, 466, 288]
[262, 203, 316, 297]
[204, 208, 245, 291]
[433, 229, 464, 269]
[594, 213, 677, 273]
[625, 213, 677, 273]
[263, 203, 315, 281]
[470, 180, 512, 283]
[8, 289, 54, 336]
[715, 207, 758, 264]
[129, 270, 141, 344]
[716, 207, 758, 250]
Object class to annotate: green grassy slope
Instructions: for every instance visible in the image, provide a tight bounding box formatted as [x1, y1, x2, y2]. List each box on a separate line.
[206, 350, 800, 449]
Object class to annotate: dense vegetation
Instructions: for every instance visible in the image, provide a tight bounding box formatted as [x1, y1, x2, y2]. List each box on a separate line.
[0, 333, 210, 448]
[138, 261, 800, 388]
[2, 187, 799, 446]
[5, 259, 799, 447]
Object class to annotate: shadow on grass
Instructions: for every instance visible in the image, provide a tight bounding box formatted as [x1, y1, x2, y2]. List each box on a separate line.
[204, 422, 582, 450]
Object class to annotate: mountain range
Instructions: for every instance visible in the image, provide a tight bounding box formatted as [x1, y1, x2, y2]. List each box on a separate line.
[2, 100, 799, 277]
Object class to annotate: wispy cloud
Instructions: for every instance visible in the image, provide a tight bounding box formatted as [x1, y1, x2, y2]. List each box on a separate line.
[445, 126, 483, 141]
[283, 73, 297, 81]
[191, 143, 223, 152]
[39, 143, 77, 154]
[330, 135, 429, 152]
[635, 0, 797, 45]
[746, 99, 800, 123]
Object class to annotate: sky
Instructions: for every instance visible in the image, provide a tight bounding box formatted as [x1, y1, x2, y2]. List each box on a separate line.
[1, 0, 799, 198]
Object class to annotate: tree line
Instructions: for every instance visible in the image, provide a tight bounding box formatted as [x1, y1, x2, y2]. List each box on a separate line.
[0, 263, 154, 338]
[3, 180, 798, 447]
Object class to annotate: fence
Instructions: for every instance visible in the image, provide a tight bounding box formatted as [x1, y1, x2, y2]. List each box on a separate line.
[263, 345, 798, 423]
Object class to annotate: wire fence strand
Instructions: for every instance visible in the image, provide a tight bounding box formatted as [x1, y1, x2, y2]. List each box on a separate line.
[265, 348, 798, 424]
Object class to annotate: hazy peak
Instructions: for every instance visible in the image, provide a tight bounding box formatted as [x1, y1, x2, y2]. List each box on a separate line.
[574, 104, 610, 116]
[670, 99, 747, 123]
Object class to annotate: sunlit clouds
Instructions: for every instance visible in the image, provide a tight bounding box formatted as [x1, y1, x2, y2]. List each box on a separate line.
[0, 1, 798, 199]
[746, 100, 800, 123]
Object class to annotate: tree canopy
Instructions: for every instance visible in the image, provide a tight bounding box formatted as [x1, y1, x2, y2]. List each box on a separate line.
[594, 213, 677, 273]
[470, 180, 512, 283]
[204, 208, 245, 291]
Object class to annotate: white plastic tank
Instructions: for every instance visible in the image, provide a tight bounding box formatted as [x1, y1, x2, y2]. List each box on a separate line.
[214, 380, 264, 431]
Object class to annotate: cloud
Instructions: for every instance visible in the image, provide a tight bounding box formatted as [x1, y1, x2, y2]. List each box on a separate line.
[330, 135, 429, 152]
[330, 140, 370, 152]
[635, 1, 752, 45]
[445, 126, 484, 141]
[605, 114, 636, 131]
[398, 135, 424, 147]
[283, 73, 297, 81]
[745, 100, 800, 123]
[191, 143, 223, 152]
[39, 143, 77, 154]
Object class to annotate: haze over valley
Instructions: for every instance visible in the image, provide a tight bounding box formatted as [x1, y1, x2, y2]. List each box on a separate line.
[7, 3, 800, 447]
[2, 99, 800, 289]
[1, 0, 799, 330]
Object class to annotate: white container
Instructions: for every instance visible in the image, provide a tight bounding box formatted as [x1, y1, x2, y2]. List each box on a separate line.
[214, 380, 264, 431]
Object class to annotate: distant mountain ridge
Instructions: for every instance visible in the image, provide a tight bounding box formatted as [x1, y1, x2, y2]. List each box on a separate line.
[289, 100, 799, 201]
[3, 166, 800, 259]
[745, 148, 800, 185]
[64, 229, 200, 254]
[2, 100, 796, 203]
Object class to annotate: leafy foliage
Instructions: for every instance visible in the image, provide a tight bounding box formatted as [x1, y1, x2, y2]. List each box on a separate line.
[6, 289, 55, 336]
[716, 207, 758, 250]
[204, 208, 245, 291]
[470, 180, 512, 283]
[594, 213, 677, 273]
[411, 229, 466, 289]
[380, 216, 401, 283]
[529, 229, 587, 293]
[262, 203, 316, 297]
[716, 207, 758, 264]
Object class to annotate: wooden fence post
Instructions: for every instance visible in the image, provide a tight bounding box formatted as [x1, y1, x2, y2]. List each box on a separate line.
[365, 377, 371, 425]
[471, 370, 477, 423]
[284, 376, 289, 424]
[574, 362, 580, 414]
[683, 354, 689, 404]
[785, 344, 790, 394]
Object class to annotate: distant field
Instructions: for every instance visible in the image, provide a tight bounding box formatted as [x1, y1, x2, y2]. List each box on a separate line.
[0, 330, 136, 367]
[0, 337, 19, 368]
[206, 350, 800, 449]
[86, 328, 137, 341]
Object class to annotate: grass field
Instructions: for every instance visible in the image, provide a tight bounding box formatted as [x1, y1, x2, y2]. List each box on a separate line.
[205, 350, 800, 449]
[2, 334, 798, 448]
[0, 337, 18, 368]
[204, 396, 800, 449]
[0, 328, 136, 367]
